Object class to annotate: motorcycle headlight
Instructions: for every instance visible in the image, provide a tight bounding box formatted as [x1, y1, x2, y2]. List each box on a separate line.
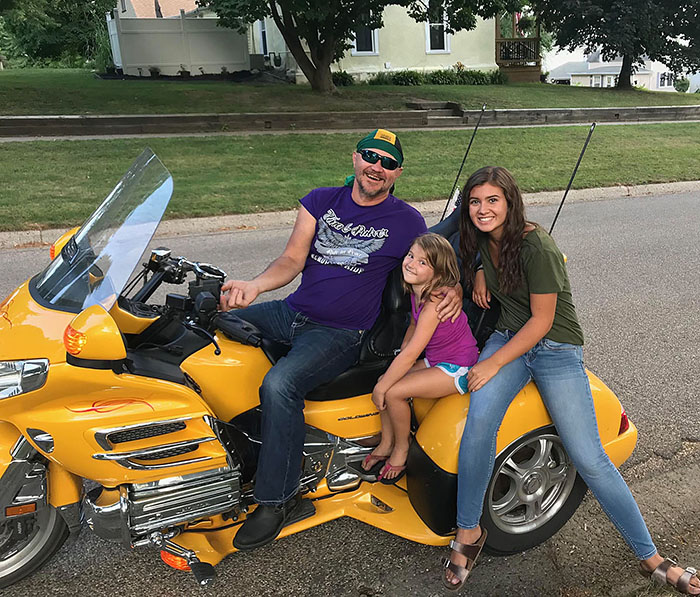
[0, 360, 49, 399]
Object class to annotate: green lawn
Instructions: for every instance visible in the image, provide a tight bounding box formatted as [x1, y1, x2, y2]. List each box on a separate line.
[0, 69, 699, 116]
[1, 123, 699, 231]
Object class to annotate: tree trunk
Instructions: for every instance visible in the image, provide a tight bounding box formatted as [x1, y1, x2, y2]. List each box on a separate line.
[616, 54, 633, 89]
[268, 2, 337, 93]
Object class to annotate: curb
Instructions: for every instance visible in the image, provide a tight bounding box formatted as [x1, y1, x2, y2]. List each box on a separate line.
[1, 180, 699, 251]
[1, 105, 700, 137]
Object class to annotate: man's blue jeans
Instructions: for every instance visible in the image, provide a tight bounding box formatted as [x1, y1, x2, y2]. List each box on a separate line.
[457, 330, 657, 560]
[237, 300, 364, 506]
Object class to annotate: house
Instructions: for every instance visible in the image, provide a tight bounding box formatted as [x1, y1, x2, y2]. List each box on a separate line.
[108, 3, 541, 83]
[548, 51, 681, 92]
[251, 10, 541, 83]
[116, 0, 197, 19]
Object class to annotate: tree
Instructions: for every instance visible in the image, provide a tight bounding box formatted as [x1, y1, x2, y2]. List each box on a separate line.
[198, 0, 520, 93]
[2, 0, 114, 63]
[532, 0, 700, 89]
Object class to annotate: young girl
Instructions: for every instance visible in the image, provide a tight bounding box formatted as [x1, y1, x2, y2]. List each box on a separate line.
[443, 166, 700, 594]
[362, 232, 479, 484]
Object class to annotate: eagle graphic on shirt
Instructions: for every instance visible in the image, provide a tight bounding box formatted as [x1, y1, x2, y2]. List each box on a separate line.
[311, 210, 387, 273]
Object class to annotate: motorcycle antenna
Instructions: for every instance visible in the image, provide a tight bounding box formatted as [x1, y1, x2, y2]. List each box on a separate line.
[548, 122, 596, 235]
[440, 103, 487, 222]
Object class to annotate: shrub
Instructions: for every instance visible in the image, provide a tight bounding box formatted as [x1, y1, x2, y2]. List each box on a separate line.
[391, 70, 425, 86]
[674, 77, 690, 93]
[426, 69, 459, 85]
[367, 72, 393, 85]
[332, 70, 354, 86]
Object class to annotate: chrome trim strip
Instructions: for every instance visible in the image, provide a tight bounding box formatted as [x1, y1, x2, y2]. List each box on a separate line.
[94, 417, 193, 451]
[92, 437, 216, 470]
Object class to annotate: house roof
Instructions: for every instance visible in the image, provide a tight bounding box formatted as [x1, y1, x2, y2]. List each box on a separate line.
[549, 60, 651, 80]
[129, 0, 198, 18]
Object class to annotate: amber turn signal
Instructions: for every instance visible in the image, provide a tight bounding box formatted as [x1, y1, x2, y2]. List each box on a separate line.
[64, 325, 87, 356]
[5, 503, 37, 517]
[160, 551, 191, 571]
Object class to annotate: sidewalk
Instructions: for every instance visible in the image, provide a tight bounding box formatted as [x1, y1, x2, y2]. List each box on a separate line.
[2, 179, 698, 251]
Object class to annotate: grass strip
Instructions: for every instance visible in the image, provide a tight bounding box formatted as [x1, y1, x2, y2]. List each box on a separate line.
[1, 123, 698, 231]
[1, 69, 699, 115]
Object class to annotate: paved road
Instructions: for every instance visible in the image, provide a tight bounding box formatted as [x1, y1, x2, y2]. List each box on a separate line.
[1, 192, 699, 596]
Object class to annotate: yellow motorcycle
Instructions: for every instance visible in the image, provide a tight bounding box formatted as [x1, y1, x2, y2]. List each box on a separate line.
[0, 150, 637, 588]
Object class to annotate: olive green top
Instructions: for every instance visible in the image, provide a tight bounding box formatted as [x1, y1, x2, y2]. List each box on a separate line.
[478, 226, 585, 345]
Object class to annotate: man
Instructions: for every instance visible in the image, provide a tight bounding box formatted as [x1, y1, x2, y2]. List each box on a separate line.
[221, 129, 455, 550]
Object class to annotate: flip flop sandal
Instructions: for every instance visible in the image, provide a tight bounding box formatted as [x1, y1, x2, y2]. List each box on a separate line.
[641, 558, 700, 595]
[377, 461, 406, 485]
[441, 529, 488, 591]
[362, 451, 390, 472]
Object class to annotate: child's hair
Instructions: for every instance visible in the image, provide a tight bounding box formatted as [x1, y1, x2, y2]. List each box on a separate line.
[459, 166, 526, 294]
[403, 232, 460, 303]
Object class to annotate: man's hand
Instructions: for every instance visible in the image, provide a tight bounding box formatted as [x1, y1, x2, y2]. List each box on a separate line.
[220, 280, 261, 311]
[434, 283, 463, 323]
[467, 357, 501, 392]
[372, 389, 387, 411]
[472, 269, 491, 309]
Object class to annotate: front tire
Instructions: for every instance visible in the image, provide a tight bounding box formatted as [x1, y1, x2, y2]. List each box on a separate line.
[0, 505, 69, 588]
[482, 427, 588, 555]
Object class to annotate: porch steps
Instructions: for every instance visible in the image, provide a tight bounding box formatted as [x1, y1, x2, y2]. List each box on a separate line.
[406, 101, 466, 126]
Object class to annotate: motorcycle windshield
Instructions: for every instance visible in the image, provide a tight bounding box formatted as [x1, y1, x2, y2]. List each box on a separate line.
[33, 149, 173, 313]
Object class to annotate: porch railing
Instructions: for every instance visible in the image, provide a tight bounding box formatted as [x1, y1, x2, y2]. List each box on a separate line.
[496, 38, 541, 66]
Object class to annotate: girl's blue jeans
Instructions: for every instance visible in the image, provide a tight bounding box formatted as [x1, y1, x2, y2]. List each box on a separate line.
[457, 330, 657, 560]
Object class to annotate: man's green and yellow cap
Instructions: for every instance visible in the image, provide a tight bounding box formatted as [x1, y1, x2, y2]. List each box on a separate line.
[356, 128, 404, 166]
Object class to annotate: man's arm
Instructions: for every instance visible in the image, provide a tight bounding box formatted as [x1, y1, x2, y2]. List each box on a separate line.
[220, 207, 317, 310]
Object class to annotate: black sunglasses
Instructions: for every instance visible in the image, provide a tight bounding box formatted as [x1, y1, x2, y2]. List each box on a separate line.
[358, 149, 400, 171]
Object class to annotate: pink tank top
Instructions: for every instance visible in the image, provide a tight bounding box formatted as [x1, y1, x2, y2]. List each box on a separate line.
[411, 294, 479, 367]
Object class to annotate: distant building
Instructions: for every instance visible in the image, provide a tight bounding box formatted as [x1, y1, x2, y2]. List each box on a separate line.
[548, 52, 681, 92]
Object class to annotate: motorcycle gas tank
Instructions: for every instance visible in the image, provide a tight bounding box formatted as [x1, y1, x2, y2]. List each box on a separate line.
[182, 338, 383, 438]
[0, 283, 73, 362]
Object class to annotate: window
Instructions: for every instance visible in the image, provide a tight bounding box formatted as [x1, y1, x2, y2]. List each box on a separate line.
[425, 1, 449, 53]
[258, 20, 268, 56]
[352, 14, 378, 55]
[659, 72, 676, 88]
[590, 74, 602, 87]
[120, 0, 126, 12]
[604, 75, 615, 87]
[352, 26, 378, 55]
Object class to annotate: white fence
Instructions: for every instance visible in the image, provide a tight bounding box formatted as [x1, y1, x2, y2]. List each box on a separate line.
[106, 10, 250, 77]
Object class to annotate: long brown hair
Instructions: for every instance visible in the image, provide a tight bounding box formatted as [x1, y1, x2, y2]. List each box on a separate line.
[403, 233, 460, 303]
[459, 166, 526, 294]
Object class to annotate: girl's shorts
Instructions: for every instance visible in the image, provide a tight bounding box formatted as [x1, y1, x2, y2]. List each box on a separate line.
[424, 359, 471, 394]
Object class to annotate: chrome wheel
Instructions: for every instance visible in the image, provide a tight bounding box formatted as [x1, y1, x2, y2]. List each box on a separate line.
[487, 433, 578, 535]
[0, 506, 68, 588]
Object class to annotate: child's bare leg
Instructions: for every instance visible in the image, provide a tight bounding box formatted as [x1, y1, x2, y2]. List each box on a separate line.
[382, 368, 457, 480]
[362, 409, 394, 470]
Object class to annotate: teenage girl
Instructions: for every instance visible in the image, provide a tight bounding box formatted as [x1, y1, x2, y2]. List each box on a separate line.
[442, 166, 700, 595]
[362, 232, 479, 484]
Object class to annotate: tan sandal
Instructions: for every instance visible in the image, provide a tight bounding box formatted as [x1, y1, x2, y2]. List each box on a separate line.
[441, 529, 488, 591]
[641, 558, 700, 595]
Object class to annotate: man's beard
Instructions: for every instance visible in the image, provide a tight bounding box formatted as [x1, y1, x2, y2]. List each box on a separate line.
[357, 173, 389, 199]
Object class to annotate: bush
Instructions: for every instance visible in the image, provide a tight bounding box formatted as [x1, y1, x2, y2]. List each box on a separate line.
[367, 72, 393, 85]
[332, 70, 354, 86]
[391, 70, 425, 86]
[674, 77, 690, 93]
[426, 69, 459, 85]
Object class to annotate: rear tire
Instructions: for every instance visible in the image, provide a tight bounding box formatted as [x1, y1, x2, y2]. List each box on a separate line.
[482, 427, 588, 555]
[0, 506, 69, 588]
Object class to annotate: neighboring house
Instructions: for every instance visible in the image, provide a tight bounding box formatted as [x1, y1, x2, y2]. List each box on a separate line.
[108, 3, 540, 84]
[548, 51, 681, 92]
[252, 10, 541, 83]
[689, 73, 700, 93]
[116, 0, 197, 18]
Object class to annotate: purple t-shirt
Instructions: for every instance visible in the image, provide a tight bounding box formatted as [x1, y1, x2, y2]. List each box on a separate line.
[411, 294, 479, 367]
[286, 187, 427, 330]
